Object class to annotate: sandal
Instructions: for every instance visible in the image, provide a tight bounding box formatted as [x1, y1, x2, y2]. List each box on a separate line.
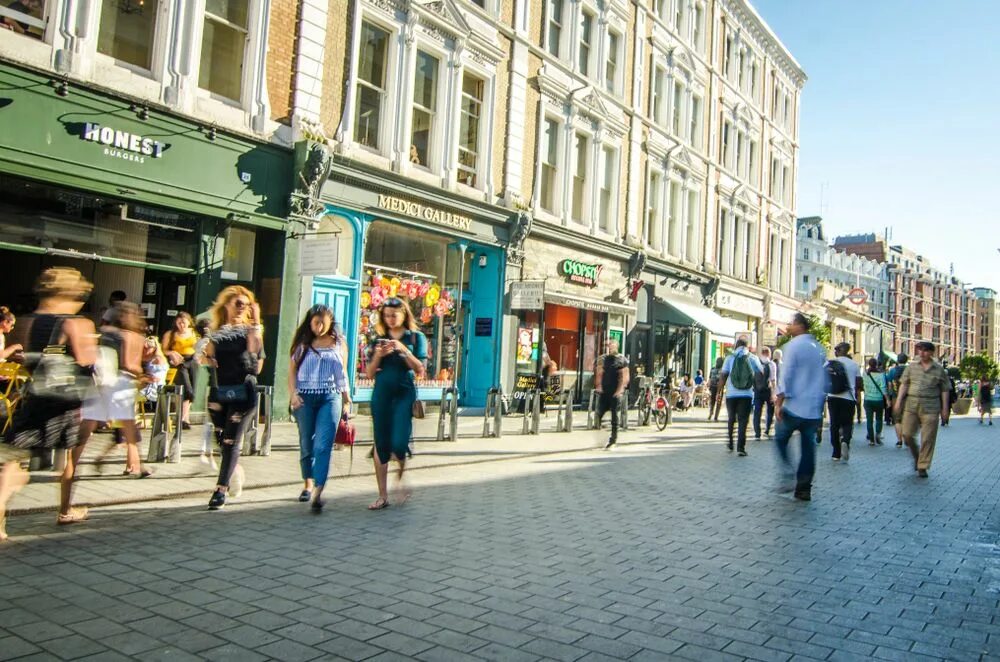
[298, 490, 311, 502]
[57, 507, 89, 525]
[367, 497, 389, 511]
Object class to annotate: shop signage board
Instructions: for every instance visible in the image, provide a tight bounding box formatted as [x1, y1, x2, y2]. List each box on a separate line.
[377, 194, 473, 232]
[299, 238, 340, 277]
[475, 318, 493, 337]
[511, 372, 540, 413]
[510, 281, 545, 310]
[80, 122, 166, 164]
[761, 322, 778, 347]
[847, 287, 868, 305]
[560, 259, 603, 287]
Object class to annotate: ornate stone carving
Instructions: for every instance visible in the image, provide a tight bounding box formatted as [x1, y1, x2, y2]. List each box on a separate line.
[289, 141, 333, 220]
[508, 211, 533, 264]
[628, 250, 648, 280]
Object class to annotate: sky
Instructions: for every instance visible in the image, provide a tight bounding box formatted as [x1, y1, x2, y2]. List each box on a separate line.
[752, 0, 1000, 289]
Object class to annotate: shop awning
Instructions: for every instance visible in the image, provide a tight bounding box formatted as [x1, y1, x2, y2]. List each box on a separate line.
[544, 292, 635, 316]
[656, 297, 748, 337]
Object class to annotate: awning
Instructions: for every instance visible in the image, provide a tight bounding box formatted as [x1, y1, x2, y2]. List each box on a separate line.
[656, 297, 748, 337]
[544, 292, 636, 316]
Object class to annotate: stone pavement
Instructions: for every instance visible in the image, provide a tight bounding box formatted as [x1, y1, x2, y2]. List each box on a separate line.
[1, 414, 999, 661]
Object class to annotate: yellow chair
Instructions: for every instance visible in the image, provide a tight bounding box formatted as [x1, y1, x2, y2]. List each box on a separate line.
[0, 362, 29, 435]
[136, 368, 177, 430]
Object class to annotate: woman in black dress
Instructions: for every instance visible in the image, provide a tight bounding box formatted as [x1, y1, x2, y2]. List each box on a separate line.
[203, 286, 263, 511]
[1, 268, 97, 540]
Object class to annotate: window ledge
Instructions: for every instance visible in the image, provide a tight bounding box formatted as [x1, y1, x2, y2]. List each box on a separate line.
[0, 34, 52, 70]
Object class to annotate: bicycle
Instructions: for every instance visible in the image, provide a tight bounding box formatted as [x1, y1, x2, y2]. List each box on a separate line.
[651, 378, 671, 431]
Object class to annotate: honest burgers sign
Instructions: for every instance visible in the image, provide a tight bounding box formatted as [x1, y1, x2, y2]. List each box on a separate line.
[81, 123, 166, 164]
[560, 259, 603, 287]
[377, 194, 473, 232]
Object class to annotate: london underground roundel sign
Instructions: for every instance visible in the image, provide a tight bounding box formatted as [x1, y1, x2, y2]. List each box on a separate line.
[847, 287, 868, 305]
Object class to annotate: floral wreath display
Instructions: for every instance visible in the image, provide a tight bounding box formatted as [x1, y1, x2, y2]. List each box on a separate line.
[358, 273, 456, 337]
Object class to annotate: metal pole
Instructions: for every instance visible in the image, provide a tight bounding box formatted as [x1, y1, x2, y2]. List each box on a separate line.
[452, 243, 468, 404]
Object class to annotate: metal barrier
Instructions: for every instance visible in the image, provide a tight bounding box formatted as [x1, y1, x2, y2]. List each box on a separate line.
[147, 384, 184, 463]
[482, 387, 503, 438]
[555, 389, 573, 432]
[243, 385, 274, 456]
[586, 389, 600, 429]
[618, 395, 630, 431]
[436, 386, 459, 441]
[521, 389, 541, 435]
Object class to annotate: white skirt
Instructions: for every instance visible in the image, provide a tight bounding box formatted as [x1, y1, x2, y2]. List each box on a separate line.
[82, 374, 137, 422]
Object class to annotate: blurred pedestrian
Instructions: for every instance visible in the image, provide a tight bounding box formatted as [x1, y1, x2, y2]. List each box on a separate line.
[773, 313, 827, 501]
[204, 287, 263, 510]
[1, 267, 97, 539]
[365, 298, 427, 510]
[288, 304, 350, 512]
[752, 346, 776, 440]
[893, 341, 950, 478]
[862, 358, 888, 445]
[707, 357, 725, 421]
[162, 312, 200, 430]
[979, 377, 993, 426]
[0, 306, 22, 362]
[886, 353, 908, 446]
[826, 342, 860, 462]
[718, 338, 763, 457]
[595, 339, 629, 449]
[79, 302, 153, 478]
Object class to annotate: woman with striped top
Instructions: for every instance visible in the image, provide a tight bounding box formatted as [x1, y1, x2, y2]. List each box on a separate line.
[288, 305, 350, 512]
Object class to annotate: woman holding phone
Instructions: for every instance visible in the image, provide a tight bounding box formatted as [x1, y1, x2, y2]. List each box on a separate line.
[365, 298, 427, 510]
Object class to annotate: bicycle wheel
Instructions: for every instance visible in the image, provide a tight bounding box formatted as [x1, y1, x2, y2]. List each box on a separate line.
[654, 408, 668, 431]
[638, 394, 651, 426]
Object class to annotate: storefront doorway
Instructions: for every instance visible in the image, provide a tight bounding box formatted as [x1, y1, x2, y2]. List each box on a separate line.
[516, 303, 607, 404]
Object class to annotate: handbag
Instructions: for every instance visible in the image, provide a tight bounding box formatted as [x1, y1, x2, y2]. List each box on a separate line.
[24, 317, 92, 409]
[208, 368, 253, 405]
[412, 400, 426, 419]
[335, 413, 355, 446]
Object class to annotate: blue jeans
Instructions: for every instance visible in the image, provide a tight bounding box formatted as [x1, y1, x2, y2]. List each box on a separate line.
[294, 391, 343, 488]
[774, 411, 821, 490]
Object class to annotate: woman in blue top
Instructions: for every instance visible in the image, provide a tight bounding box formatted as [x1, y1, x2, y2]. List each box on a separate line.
[365, 297, 427, 510]
[288, 305, 350, 512]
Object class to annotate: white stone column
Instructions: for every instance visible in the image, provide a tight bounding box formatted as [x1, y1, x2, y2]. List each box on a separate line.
[163, 0, 202, 113]
[395, 16, 419, 175]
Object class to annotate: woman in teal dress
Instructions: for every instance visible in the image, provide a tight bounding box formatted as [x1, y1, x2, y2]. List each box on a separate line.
[365, 297, 427, 510]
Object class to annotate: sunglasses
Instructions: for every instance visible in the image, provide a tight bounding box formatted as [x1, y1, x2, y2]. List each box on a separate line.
[232, 299, 250, 308]
[383, 298, 403, 308]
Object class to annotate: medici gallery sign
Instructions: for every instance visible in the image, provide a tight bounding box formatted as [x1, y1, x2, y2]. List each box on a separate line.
[559, 258, 603, 287]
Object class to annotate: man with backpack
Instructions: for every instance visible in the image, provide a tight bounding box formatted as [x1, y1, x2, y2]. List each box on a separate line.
[827, 342, 861, 462]
[753, 347, 777, 439]
[718, 338, 763, 456]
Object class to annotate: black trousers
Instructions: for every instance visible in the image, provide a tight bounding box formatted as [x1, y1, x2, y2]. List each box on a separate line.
[597, 393, 621, 440]
[753, 389, 774, 438]
[827, 397, 855, 458]
[209, 400, 257, 487]
[726, 397, 752, 451]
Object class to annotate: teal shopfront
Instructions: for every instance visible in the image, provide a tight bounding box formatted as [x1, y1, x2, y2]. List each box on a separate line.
[289, 168, 509, 409]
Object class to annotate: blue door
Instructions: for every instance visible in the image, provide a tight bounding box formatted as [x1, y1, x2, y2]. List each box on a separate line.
[459, 246, 504, 406]
[312, 278, 359, 388]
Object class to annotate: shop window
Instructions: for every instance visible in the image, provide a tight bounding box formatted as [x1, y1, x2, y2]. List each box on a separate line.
[457, 73, 484, 187]
[410, 50, 440, 168]
[354, 21, 390, 151]
[97, 0, 159, 70]
[222, 226, 255, 281]
[539, 118, 559, 213]
[0, 0, 45, 39]
[199, 0, 250, 102]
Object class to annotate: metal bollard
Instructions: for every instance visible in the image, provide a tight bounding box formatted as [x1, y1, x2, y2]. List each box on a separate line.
[146, 385, 181, 463]
[259, 386, 274, 456]
[618, 394, 629, 432]
[587, 389, 600, 429]
[245, 385, 273, 456]
[530, 389, 541, 435]
[522, 388, 541, 435]
[483, 387, 503, 438]
[555, 389, 573, 432]
[436, 387, 458, 441]
[168, 385, 184, 463]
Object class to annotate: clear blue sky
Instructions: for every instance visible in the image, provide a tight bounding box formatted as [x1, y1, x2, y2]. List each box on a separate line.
[753, 0, 1000, 289]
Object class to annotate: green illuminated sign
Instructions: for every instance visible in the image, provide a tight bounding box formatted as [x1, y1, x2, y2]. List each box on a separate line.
[560, 259, 603, 287]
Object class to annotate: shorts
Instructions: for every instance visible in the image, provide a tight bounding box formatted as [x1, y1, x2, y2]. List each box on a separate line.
[82, 374, 137, 422]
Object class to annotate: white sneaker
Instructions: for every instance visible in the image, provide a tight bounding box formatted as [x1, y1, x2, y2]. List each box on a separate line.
[230, 465, 245, 498]
[842, 443, 850, 462]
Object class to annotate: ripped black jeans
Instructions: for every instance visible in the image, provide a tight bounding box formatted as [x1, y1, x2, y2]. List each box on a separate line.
[208, 400, 257, 488]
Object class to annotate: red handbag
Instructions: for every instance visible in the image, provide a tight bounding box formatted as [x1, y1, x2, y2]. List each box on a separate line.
[335, 413, 355, 446]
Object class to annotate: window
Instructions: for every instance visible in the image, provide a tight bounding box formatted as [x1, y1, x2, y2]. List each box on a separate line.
[770, 157, 780, 197]
[540, 119, 559, 212]
[744, 222, 755, 279]
[354, 21, 390, 150]
[654, 0, 669, 24]
[410, 51, 440, 168]
[579, 10, 594, 76]
[651, 67, 666, 125]
[689, 95, 702, 147]
[606, 32, 620, 94]
[724, 35, 734, 78]
[671, 81, 683, 136]
[547, 0, 563, 57]
[736, 48, 745, 87]
[667, 180, 682, 256]
[98, 0, 159, 70]
[750, 58, 759, 99]
[748, 140, 758, 185]
[674, 0, 685, 33]
[199, 0, 250, 101]
[646, 170, 663, 249]
[735, 132, 745, 176]
[685, 189, 699, 261]
[457, 73, 484, 187]
[572, 132, 588, 223]
[802, 274, 809, 288]
[781, 165, 790, 204]
[599, 147, 616, 231]
[717, 209, 727, 271]
[0, 1, 45, 39]
[803, 247, 809, 260]
[222, 227, 256, 281]
[692, 3, 704, 49]
[721, 120, 732, 167]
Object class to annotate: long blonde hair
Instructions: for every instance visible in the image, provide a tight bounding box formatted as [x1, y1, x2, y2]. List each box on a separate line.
[374, 298, 418, 336]
[210, 285, 256, 331]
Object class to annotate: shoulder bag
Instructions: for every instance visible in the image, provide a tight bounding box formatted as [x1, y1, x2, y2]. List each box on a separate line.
[24, 317, 92, 408]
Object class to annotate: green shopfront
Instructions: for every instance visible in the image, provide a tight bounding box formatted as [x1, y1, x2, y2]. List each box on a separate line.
[0, 62, 292, 385]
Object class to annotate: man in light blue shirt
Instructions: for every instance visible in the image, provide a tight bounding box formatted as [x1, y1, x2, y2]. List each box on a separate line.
[719, 338, 763, 456]
[774, 313, 828, 501]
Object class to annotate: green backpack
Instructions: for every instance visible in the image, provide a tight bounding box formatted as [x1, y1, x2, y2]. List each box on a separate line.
[730, 354, 754, 390]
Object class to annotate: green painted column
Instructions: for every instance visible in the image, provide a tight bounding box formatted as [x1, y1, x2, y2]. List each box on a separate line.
[272, 233, 304, 421]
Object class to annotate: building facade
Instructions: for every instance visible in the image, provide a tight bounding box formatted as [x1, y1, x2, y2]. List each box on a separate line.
[0, 0, 297, 386]
[973, 288, 1000, 362]
[270, 0, 805, 411]
[835, 236, 977, 362]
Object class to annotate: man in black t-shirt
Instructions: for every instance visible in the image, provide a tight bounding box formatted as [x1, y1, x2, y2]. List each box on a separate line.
[594, 340, 629, 449]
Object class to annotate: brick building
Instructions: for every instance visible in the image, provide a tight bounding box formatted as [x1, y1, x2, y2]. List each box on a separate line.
[973, 288, 1000, 362]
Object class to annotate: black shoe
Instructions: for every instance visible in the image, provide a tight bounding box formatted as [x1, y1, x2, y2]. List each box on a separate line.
[298, 490, 311, 502]
[208, 490, 226, 511]
[793, 489, 811, 501]
[727, 441, 734, 452]
[738, 450, 748, 457]
[604, 439, 617, 450]
[311, 498, 324, 513]
[182, 422, 192, 431]
[917, 469, 928, 478]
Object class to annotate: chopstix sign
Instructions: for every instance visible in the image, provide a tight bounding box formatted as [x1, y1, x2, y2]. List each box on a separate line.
[560, 259, 603, 287]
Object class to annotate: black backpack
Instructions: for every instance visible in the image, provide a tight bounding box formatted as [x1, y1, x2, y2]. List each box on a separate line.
[826, 359, 850, 394]
[754, 361, 772, 392]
